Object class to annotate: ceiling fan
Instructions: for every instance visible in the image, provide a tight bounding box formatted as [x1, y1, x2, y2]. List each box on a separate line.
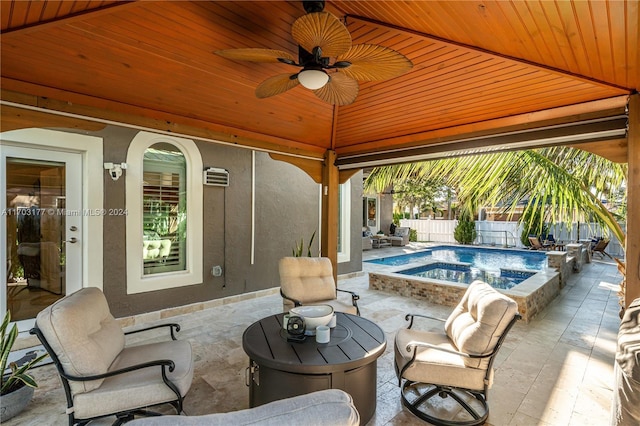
[215, 0, 413, 106]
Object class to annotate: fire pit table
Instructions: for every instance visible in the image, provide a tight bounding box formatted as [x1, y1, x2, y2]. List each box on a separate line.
[242, 312, 386, 425]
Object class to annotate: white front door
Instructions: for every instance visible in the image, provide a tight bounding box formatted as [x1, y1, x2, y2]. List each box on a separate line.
[1, 145, 83, 330]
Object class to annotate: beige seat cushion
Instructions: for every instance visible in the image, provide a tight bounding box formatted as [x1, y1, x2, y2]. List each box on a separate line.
[395, 329, 491, 391]
[36, 287, 125, 394]
[73, 339, 194, 419]
[445, 280, 518, 369]
[279, 257, 337, 304]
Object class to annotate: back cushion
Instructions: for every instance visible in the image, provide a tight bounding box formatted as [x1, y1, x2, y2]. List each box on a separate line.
[445, 280, 518, 369]
[279, 257, 337, 303]
[36, 287, 125, 394]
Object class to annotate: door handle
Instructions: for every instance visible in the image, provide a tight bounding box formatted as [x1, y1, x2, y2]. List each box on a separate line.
[65, 237, 78, 244]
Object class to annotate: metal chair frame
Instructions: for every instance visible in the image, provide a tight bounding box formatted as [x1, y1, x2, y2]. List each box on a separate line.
[30, 323, 185, 426]
[396, 313, 521, 426]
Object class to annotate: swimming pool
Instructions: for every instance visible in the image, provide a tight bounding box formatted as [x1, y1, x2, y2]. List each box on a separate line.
[400, 262, 535, 290]
[365, 245, 547, 272]
[366, 245, 561, 322]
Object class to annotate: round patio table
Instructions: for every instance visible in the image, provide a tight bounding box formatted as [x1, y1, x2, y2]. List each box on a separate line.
[242, 312, 386, 425]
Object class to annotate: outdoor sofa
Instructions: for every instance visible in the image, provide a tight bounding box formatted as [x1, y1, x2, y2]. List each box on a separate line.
[128, 389, 360, 425]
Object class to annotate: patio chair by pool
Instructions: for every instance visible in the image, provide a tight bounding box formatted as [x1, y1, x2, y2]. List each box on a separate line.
[528, 235, 553, 250]
[279, 257, 360, 315]
[389, 226, 410, 246]
[394, 280, 520, 425]
[591, 238, 612, 259]
[30, 287, 193, 426]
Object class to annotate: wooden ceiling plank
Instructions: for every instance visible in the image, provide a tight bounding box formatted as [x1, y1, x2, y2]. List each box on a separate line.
[346, 13, 629, 92]
[609, 0, 633, 87]
[571, 0, 606, 81]
[334, 96, 628, 155]
[191, 1, 298, 52]
[1, 1, 135, 36]
[23, 1, 45, 27]
[1, 85, 327, 159]
[338, 83, 622, 145]
[346, 70, 621, 119]
[538, 0, 580, 73]
[6, 20, 330, 146]
[589, 1, 616, 82]
[552, 0, 591, 76]
[38, 1, 64, 22]
[491, 1, 546, 64]
[341, 66, 599, 126]
[439, 0, 514, 58]
[1, 2, 12, 30]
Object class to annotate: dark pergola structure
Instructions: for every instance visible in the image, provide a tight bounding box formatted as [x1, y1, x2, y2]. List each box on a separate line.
[1, 1, 638, 306]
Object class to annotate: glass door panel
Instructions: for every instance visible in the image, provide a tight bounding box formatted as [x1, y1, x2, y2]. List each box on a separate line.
[6, 159, 65, 321]
[2, 146, 82, 329]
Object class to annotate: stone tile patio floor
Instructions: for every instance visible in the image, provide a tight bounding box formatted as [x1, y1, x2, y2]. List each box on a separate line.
[8, 244, 623, 425]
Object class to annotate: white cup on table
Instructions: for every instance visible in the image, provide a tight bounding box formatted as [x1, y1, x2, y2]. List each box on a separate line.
[316, 325, 330, 343]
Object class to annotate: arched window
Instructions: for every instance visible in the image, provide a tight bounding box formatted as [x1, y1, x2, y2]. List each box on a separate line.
[126, 132, 202, 294]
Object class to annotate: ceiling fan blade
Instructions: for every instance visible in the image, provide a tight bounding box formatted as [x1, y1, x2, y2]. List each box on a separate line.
[313, 72, 359, 106]
[337, 44, 413, 81]
[291, 12, 352, 58]
[215, 48, 296, 63]
[255, 73, 300, 98]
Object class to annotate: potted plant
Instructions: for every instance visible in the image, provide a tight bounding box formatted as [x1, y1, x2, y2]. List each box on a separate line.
[292, 231, 316, 257]
[1, 311, 48, 422]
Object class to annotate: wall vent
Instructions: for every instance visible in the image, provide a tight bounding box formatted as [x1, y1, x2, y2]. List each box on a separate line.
[203, 167, 229, 186]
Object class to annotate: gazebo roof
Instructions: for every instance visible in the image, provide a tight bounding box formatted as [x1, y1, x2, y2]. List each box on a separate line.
[1, 1, 635, 166]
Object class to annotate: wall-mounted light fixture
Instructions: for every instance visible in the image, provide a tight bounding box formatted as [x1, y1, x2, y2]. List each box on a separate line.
[104, 162, 127, 181]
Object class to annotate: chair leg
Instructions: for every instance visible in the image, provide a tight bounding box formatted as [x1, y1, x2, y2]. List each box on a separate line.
[400, 381, 489, 426]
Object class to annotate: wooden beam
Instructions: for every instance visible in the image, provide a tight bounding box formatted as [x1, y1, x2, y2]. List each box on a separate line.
[626, 93, 640, 308]
[321, 150, 339, 282]
[339, 169, 360, 184]
[336, 96, 628, 157]
[0, 105, 105, 132]
[269, 153, 359, 185]
[1, 87, 325, 159]
[269, 153, 323, 184]
[570, 139, 628, 163]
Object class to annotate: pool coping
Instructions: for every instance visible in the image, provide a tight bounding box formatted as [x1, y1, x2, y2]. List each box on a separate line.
[366, 247, 561, 322]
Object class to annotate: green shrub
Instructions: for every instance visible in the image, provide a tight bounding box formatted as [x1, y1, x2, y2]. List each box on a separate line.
[454, 217, 477, 244]
[409, 228, 418, 242]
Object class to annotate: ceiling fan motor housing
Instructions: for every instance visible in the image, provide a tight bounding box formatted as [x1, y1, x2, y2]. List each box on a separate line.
[303, 1, 325, 14]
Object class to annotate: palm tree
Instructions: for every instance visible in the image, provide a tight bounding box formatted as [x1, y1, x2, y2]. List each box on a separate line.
[365, 147, 627, 244]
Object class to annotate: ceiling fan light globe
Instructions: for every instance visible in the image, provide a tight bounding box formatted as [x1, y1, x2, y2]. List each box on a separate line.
[298, 69, 329, 89]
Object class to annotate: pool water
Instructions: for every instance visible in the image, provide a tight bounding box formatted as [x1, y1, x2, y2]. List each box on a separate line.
[399, 262, 534, 290]
[366, 245, 547, 272]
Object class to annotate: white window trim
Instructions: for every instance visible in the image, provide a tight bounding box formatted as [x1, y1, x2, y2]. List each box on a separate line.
[126, 131, 203, 294]
[338, 180, 351, 263]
